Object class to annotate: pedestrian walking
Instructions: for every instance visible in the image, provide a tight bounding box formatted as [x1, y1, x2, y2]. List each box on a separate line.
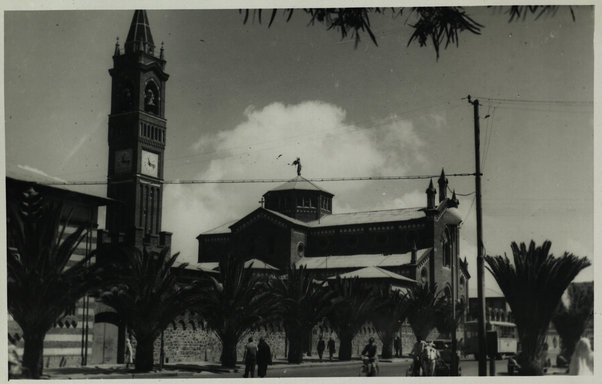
[257, 337, 272, 378]
[569, 337, 594, 375]
[394, 336, 401, 357]
[327, 337, 336, 361]
[125, 335, 134, 369]
[243, 337, 258, 378]
[317, 336, 325, 361]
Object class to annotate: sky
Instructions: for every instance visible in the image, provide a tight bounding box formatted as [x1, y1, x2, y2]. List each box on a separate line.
[3, 4, 595, 297]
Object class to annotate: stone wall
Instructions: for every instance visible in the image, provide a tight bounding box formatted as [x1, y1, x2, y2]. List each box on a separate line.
[128, 312, 467, 365]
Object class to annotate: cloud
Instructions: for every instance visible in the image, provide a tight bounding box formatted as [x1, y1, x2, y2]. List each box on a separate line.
[162, 101, 427, 263]
[14, 164, 67, 183]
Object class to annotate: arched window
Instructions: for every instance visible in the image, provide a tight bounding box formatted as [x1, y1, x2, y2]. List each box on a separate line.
[420, 267, 428, 285]
[442, 228, 452, 267]
[144, 80, 160, 115]
[444, 286, 452, 302]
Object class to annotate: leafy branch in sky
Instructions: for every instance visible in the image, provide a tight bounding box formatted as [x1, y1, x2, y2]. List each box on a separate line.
[241, 6, 575, 59]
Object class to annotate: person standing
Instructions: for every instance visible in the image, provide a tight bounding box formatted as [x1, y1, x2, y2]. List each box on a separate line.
[569, 337, 594, 375]
[125, 335, 134, 369]
[257, 337, 272, 378]
[394, 336, 401, 357]
[243, 337, 258, 378]
[317, 336, 326, 362]
[327, 337, 336, 361]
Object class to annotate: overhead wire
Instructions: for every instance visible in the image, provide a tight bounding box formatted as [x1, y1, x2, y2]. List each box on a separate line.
[44, 172, 478, 186]
[472, 96, 592, 106]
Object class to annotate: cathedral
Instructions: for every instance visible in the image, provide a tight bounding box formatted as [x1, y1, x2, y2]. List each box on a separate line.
[198, 171, 471, 305]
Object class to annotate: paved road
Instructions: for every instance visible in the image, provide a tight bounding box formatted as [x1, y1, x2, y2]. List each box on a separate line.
[216, 359, 513, 378]
[45, 358, 564, 379]
[219, 360, 413, 378]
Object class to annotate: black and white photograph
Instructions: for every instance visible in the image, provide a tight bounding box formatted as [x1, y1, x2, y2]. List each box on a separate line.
[2, 1, 597, 380]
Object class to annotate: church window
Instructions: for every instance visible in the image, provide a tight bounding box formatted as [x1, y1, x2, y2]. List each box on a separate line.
[149, 187, 154, 233]
[144, 81, 159, 115]
[442, 228, 452, 267]
[420, 267, 428, 285]
[444, 286, 452, 302]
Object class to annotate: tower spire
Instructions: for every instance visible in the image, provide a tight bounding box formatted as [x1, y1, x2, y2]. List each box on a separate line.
[124, 10, 155, 55]
[113, 37, 120, 57]
[426, 179, 436, 209]
[438, 168, 448, 202]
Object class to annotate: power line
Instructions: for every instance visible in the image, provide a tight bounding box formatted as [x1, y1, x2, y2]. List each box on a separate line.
[44, 172, 478, 186]
[473, 96, 592, 106]
[447, 185, 475, 197]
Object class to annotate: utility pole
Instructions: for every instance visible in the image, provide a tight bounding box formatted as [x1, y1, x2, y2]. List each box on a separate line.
[468, 95, 487, 376]
[451, 242, 458, 376]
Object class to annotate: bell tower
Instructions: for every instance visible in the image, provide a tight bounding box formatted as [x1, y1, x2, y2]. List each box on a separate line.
[106, 10, 171, 251]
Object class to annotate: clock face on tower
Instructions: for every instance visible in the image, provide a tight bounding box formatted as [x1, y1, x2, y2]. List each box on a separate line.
[115, 149, 133, 174]
[141, 150, 159, 177]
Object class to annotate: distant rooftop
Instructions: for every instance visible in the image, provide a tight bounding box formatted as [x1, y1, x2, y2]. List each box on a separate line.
[6, 165, 112, 204]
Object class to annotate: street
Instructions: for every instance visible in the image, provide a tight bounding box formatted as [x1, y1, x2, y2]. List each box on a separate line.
[44, 358, 569, 379]
[216, 358, 511, 378]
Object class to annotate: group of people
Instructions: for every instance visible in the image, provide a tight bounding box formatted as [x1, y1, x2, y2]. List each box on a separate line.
[316, 336, 337, 361]
[243, 337, 272, 378]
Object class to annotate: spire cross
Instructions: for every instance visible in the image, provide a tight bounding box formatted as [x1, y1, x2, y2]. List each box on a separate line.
[258, 197, 265, 207]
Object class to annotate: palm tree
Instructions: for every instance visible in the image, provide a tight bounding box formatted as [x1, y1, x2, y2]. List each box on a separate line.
[98, 245, 202, 372]
[370, 288, 410, 359]
[552, 283, 593, 362]
[434, 299, 465, 339]
[267, 265, 335, 363]
[485, 240, 590, 375]
[406, 283, 444, 342]
[196, 257, 272, 368]
[7, 189, 108, 378]
[326, 277, 376, 360]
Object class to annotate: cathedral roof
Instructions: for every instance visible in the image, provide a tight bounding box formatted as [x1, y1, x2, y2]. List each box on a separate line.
[125, 10, 155, 53]
[202, 220, 238, 235]
[296, 248, 431, 269]
[200, 206, 428, 235]
[267, 176, 333, 196]
[307, 207, 425, 227]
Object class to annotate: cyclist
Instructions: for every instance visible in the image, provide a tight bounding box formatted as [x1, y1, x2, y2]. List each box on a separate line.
[361, 337, 379, 376]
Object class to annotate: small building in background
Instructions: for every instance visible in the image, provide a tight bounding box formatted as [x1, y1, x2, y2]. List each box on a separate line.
[6, 172, 111, 368]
